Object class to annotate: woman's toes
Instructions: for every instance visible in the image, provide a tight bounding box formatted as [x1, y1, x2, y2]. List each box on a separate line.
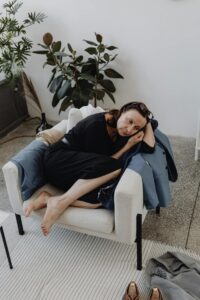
[24, 208, 30, 217]
[41, 224, 48, 236]
[24, 203, 33, 217]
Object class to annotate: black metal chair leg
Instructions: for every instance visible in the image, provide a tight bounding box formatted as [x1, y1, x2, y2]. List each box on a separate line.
[0, 226, 13, 269]
[136, 213, 142, 270]
[156, 205, 160, 215]
[15, 214, 24, 235]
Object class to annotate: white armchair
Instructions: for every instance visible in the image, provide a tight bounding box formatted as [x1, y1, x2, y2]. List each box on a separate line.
[2, 106, 148, 270]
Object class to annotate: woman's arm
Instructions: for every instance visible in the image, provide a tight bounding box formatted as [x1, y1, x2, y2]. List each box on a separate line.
[112, 131, 144, 159]
[142, 122, 155, 147]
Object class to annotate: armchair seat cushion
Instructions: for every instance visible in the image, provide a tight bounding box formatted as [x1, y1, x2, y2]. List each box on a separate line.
[23, 184, 114, 234]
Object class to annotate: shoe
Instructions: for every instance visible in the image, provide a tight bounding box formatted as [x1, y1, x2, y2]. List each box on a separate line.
[122, 281, 139, 300]
[149, 288, 163, 300]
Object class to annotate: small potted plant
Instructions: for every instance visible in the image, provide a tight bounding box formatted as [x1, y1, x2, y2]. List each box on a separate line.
[0, 0, 46, 82]
[34, 32, 124, 112]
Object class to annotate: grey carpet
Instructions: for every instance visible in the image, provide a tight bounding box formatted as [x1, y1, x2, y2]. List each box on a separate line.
[1, 214, 200, 300]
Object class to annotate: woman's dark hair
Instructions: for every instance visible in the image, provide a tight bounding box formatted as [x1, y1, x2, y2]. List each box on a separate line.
[107, 101, 153, 128]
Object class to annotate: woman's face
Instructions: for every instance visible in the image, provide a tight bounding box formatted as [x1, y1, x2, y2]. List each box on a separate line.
[117, 109, 147, 137]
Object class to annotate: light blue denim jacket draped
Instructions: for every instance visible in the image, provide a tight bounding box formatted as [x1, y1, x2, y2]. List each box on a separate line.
[126, 128, 178, 209]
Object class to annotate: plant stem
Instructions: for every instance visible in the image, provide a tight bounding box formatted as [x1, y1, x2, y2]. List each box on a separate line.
[94, 45, 101, 107]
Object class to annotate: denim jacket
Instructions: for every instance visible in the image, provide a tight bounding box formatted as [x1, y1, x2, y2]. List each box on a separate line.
[127, 128, 178, 209]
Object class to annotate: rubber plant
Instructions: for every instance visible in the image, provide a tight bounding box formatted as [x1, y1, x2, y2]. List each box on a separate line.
[34, 32, 124, 112]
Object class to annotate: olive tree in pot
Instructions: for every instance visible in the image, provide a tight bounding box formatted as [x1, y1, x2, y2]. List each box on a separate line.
[34, 32, 124, 112]
[0, 0, 46, 136]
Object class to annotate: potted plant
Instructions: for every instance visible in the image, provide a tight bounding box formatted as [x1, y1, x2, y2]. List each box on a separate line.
[0, 0, 46, 82]
[34, 32, 124, 112]
[0, 0, 46, 136]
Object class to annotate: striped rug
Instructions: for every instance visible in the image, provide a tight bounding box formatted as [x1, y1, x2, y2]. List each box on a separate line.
[0, 214, 200, 300]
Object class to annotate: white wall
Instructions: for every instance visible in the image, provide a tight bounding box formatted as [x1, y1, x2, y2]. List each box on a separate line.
[1, 0, 200, 137]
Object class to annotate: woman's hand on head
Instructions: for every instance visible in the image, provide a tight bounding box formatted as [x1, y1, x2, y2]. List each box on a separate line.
[126, 131, 144, 149]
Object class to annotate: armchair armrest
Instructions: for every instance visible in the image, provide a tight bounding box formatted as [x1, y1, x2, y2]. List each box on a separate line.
[114, 168, 147, 244]
[2, 161, 23, 214]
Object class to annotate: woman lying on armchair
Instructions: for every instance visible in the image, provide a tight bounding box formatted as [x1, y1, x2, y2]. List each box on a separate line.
[24, 101, 155, 236]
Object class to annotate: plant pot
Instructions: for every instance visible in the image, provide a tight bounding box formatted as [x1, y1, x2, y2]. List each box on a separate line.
[0, 79, 28, 137]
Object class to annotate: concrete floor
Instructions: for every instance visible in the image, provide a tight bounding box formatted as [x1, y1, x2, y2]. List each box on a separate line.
[1, 118, 200, 253]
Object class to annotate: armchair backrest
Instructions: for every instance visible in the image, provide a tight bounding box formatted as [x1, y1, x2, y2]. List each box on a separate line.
[67, 104, 104, 132]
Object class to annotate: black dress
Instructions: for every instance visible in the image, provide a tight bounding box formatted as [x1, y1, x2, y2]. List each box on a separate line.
[43, 112, 153, 206]
[43, 113, 123, 204]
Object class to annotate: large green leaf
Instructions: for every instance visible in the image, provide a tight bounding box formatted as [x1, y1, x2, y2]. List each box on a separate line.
[78, 79, 94, 90]
[32, 50, 49, 54]
[83, 40, 97, 46]
[52, 41, 61, 52]
[98, 44, 105, 53]
[99, 79, 116, 92]
[80, 73, 96, 82]
[110, 54, 118, 61]
[59, 97, 72, 114]
[49, 75, 63, 93]
[95, 33, 102, 43]
[106, 46, 118, 51]
[79, 89, 91, 105]
[85, 47, 97, 55]
[46, 52, 55, 65]
[37, 43, 48, 49]
[46, 59, 56, 66]
[94, 89, 105, 100]
[52, 93, 60, 107]
[99, 58, 106, 64]
[67, 43, 73, 53]
[104, 53, 109, 62]
[74, 55, 84, 63]
[104, 68, 124, 78]
[71, 87, 90, 108]
[81, 61, 96, 76]
[47, 68, 57, 88]
[56, 80, 71, 100]
[97, 73, 104, 80]
[104, 89, 116, 103]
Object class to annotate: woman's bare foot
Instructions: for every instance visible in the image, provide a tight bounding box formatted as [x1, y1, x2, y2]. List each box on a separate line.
[41, 196, 66, 236]
[24, 191, 51, 217]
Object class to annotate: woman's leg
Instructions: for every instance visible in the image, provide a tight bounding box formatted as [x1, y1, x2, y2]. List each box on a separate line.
[41, 168, 121, 235]
[24, 194, 101, 217]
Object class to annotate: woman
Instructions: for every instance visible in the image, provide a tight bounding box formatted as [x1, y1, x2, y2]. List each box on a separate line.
[24, 101, 155, 236]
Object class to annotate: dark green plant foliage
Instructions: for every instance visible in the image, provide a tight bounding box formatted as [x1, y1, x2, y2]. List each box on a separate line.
[99, 79, 116, 93]
[104, 68, 123, 78]
[0, 0, 46, 81]
[49, 75, 63, 93]
[34, 32, 124, 111]
[52, 41, 61, 53]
